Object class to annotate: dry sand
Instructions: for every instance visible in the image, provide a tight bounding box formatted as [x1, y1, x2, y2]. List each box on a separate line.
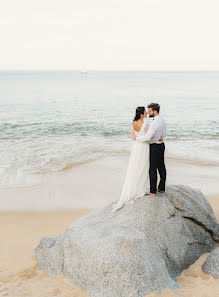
[0, 195, 219, 297]
[0, 210, 90, 297]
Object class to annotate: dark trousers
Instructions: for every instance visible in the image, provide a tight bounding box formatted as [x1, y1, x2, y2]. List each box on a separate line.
[149, 143, 166, 193]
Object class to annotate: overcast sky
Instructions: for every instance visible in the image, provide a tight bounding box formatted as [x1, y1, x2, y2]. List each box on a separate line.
[1, 0, 219, 70]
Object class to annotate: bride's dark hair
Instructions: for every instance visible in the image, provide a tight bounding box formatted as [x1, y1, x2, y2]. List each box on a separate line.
[133, 106, 145, 122]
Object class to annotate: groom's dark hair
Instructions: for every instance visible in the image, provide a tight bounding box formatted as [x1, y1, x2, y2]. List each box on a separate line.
[147, 103, 160, 113]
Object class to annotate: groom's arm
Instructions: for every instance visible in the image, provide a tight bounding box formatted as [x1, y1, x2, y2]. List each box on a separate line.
[136, 122, 156, 142]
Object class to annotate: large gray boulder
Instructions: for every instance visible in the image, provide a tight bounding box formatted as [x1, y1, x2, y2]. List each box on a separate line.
[202, 247, 219, 279]
[34, 185, 219, 297]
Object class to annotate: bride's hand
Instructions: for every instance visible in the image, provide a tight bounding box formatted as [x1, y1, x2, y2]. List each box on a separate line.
[158, 136, 164, 142]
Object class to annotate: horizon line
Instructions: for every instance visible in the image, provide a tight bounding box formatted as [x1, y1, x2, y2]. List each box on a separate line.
[0, 69, 219, 72]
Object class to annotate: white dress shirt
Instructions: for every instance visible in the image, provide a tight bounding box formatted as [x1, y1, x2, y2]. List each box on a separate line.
[136, 114, 167, 144]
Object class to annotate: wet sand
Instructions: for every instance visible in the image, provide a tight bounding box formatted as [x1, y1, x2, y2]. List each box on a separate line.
[0, 155, 218, 210]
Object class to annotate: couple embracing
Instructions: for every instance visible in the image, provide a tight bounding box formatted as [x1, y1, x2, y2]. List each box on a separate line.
[112, 103, 167, 213]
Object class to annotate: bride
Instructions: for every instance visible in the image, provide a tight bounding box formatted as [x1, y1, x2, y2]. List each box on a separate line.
[112, 106, 163, 213]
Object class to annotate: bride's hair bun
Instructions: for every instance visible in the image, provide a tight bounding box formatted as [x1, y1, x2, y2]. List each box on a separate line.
[133, 106, 145, 122]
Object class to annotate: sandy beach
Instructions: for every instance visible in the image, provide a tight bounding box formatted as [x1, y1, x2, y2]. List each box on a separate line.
[0, 200, 219, 297]
[0, 156, 219, 297]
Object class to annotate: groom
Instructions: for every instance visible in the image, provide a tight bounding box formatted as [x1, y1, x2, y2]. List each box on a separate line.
[133, 103, 167, 195]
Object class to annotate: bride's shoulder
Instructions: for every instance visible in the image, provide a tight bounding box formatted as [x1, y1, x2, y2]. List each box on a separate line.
[132, 120, 144, 132]
[132, 121, 138, 130]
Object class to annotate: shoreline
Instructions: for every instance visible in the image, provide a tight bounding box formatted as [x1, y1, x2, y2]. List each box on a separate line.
[1, 154, 219, 190]
[0, 153, 218, 191]
[0, 154, 219, 211]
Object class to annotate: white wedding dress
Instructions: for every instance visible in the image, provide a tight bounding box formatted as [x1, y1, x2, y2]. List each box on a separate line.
[112, 120, 150, 213]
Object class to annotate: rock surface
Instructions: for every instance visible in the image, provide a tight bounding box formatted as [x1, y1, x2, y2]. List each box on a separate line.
[202, 247, 219, 279]
[34, 185, 219, 297]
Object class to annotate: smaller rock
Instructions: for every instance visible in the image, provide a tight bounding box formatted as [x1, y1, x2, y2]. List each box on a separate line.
[202, 248, 219, 279]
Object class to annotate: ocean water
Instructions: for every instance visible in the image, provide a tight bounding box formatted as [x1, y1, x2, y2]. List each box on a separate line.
[0, 71, 218, 187]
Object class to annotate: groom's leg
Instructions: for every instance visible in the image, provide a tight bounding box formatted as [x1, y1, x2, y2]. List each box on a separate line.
[158, 143, 166, 191]
[149, 144, 158, 194]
